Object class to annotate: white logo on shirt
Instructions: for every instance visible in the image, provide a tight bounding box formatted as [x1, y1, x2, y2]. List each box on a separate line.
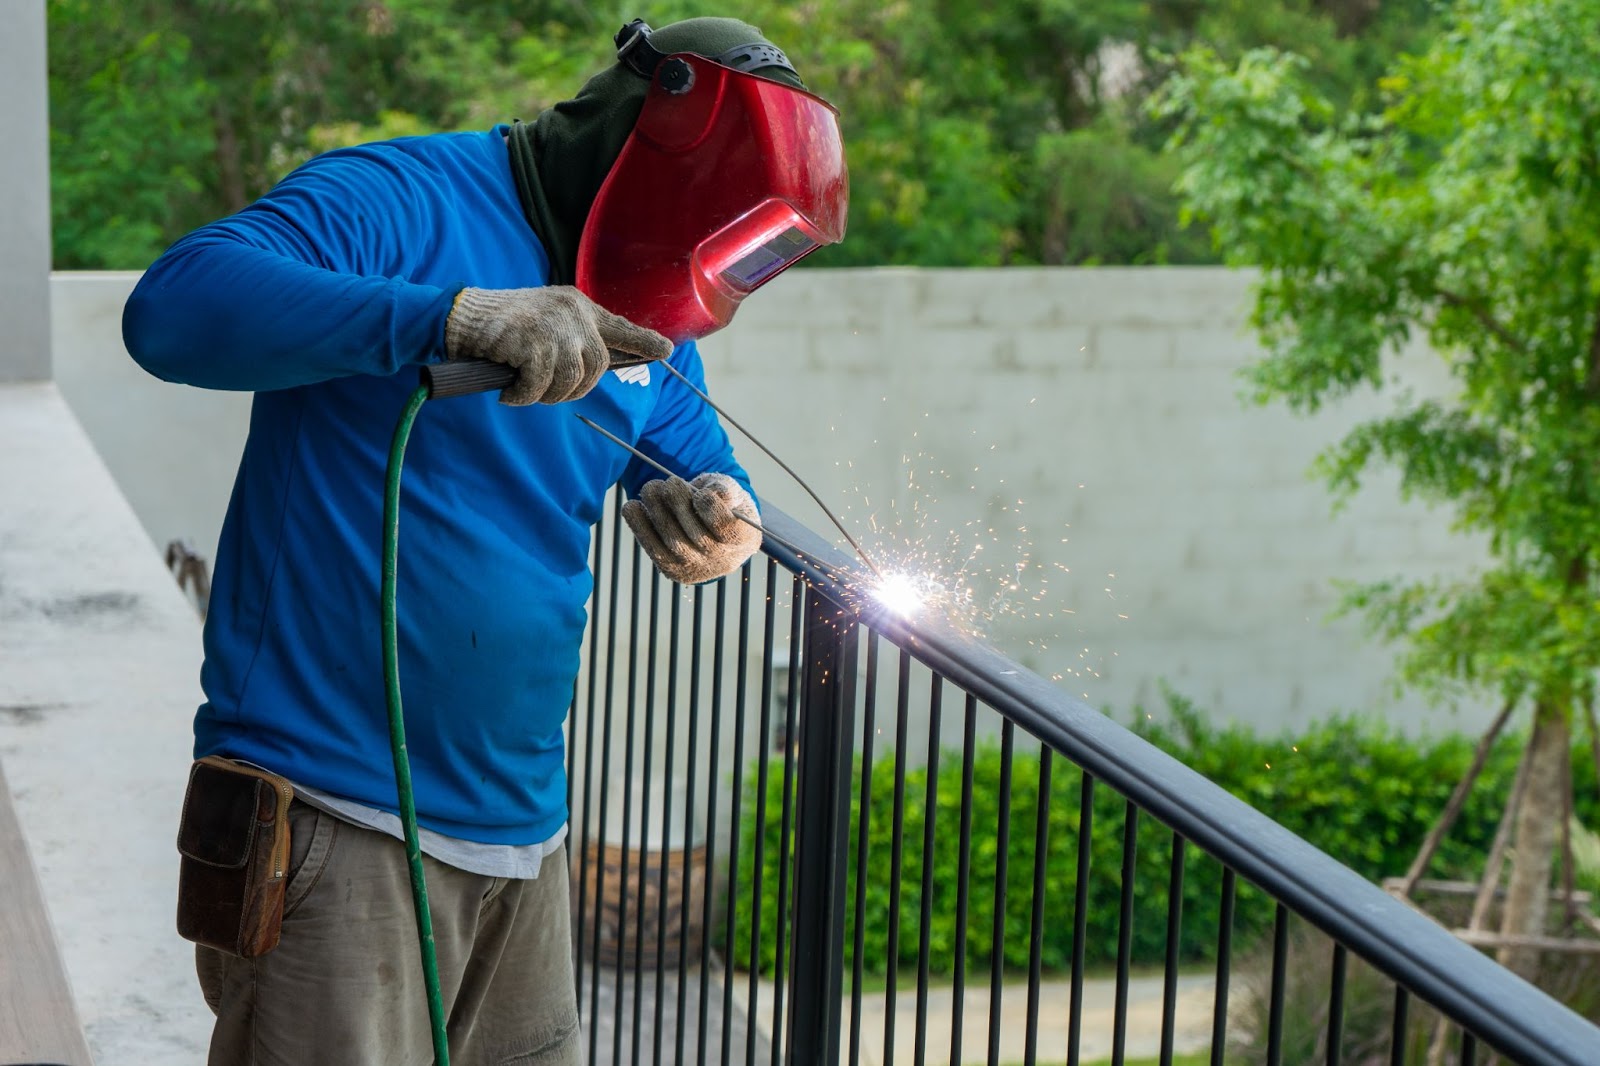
[613, 365, 651, 387]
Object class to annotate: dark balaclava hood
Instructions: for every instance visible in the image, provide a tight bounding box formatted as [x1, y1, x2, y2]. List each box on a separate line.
[507, 17, 804, 285]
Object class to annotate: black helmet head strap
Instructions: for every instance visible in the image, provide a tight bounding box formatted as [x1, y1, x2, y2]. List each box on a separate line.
[614, 19, 798, 81]
[614, 19, 668, 78]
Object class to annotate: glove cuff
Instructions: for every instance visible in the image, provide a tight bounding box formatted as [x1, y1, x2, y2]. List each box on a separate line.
[444, 287, 522, 359]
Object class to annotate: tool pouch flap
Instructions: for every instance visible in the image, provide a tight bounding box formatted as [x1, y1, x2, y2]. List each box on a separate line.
[175, 755, 293, 957]
[177, 758, 267, 868]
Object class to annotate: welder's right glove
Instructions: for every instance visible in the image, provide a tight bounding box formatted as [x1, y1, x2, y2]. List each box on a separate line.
[444, 286, 674, 405]
[623, 473, 763, 585]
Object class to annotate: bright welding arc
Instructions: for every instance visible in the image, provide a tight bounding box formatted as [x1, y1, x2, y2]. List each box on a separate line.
[650, 359, 886, 581]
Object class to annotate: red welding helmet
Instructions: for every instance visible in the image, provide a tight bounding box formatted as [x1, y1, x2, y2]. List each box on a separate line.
[576, 20, 849, 343]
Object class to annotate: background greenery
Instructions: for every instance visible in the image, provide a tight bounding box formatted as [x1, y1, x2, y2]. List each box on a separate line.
[1153, 0, 1600, 980]
[48, 0, 1438, 270]
[731, 691, 1600, 978]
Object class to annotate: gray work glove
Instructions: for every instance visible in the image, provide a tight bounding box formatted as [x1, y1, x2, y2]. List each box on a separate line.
[444, 286, 673, 405]
[622, 473, 763, 585]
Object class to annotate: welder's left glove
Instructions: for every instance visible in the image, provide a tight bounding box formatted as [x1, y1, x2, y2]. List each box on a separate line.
[622, 473, 762, 585]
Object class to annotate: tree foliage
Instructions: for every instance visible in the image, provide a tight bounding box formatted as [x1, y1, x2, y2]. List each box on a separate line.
[46, 0, 1436, 269]
[1155, 0, 1600, 975]
[1156, 0, 1600, 708]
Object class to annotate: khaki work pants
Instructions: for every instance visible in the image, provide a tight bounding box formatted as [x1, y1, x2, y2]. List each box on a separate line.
[196, 801, 580, 1066]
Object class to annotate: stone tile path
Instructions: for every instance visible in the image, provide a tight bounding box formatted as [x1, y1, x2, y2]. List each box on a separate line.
[579, 957, 1217, 1066]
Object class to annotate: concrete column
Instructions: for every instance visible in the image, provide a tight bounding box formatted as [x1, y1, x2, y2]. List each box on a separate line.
[0, 0, 53, 382]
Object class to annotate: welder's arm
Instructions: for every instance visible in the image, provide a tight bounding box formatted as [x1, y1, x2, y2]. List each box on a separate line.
[122, 146, 460, 391]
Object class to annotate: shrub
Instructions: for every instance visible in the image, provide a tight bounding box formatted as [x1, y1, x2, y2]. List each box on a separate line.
[728, 690, 1600, 979]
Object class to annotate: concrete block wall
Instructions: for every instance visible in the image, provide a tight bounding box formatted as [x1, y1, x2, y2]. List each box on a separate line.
[52, 267, 1493, 738]
[695, 267, 1490, 735]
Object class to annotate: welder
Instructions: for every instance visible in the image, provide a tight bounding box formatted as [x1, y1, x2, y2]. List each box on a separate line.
[121, 16, 846, 1065]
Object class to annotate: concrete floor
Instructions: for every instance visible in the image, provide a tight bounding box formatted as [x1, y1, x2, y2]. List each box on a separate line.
[0, 384, 214, 1063]
[580, 961, 771, 1066]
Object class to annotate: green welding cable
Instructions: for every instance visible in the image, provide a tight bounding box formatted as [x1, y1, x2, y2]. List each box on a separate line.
[383, 384, 451, 1065]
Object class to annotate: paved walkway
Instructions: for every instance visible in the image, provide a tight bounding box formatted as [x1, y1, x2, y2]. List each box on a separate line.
[827, 974, 1216, 1066]
[581, 961, 771, 1066]
[580, 958, 1216, 1066]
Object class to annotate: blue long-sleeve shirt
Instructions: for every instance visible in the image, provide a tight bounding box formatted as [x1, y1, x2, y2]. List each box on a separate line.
[124, 127, 751, 845]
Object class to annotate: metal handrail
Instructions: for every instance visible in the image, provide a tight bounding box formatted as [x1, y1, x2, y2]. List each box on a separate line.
[755, 502, 1600, 1065]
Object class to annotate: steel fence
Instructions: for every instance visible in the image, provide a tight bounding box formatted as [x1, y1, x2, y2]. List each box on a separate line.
[567, 492, 1600, 1066]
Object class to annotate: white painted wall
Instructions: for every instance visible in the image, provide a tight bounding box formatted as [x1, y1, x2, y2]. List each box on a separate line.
[50, 268, 1493, 735]
[0, 0, 51, 382]
[50, 273, 252, 568]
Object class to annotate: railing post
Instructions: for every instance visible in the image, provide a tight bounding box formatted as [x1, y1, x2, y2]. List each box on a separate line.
[784, 589, 859, 1066]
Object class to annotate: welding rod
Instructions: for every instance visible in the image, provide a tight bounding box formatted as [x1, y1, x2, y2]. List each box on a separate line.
[573, 414, 862, 588]
[648, 359, 885, 580]
[423, 355, 885, 580]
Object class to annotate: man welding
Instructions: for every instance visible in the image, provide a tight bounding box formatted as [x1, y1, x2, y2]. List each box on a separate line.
[121, 16, 846, 1064]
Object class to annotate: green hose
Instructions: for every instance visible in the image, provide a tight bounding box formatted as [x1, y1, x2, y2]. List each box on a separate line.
[382, 384, 451, 1065]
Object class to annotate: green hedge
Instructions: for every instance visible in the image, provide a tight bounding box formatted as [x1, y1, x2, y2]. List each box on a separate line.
[729, 692, 1600, 978]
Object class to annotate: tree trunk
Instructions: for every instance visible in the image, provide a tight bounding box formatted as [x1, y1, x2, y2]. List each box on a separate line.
[1399, 698, 1515, 898]
[1496, 699, 1570, 978]
[213, 101, 249, 214]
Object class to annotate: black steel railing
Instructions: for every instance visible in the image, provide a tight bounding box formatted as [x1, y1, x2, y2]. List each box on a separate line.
[567, 492, 1600, 1066]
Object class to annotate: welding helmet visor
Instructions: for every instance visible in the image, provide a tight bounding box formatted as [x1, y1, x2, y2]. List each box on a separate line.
[576, 21, 848, 343]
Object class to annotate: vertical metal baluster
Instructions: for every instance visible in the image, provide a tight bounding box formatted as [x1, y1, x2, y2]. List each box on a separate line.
[770, 578, 805, 1066]
[1267, 901, 1289, 1066]
[721, 563, 753, 1066]
[849, 635, 882, 1066]
[675, 584, 706, 1066]
[632, 569, 662, 1066]
[1459, 1032, 1476, 1066]
[1267, 896, 1292, 1062]
[1327, 943, 1347, 1066]
[588, 490, 626, 1066]
[697, 578, 728, 1066]
[611, 540, 644, 1066]
[651, 583, 683, 1066]
[949, 693, 978, 1066]
[1023, 750, 1053, 1066]
[913, 677, 945, 1066]
[1390, 986, 1409, 1066]
[1160, 833, 1186, 1066]
[576, 518, 605, 1017]
[565, 670, 579, 862]
[746, 560, 779, 1066]
[785, 590, 860, 1066]
[1067, 773, 1095, 1066]
[883, 648, 913, 1066]
[1211, 868, 1236, 1066]
[986, 720, 1016, 1066]
[1112, 801, 1139, 1066]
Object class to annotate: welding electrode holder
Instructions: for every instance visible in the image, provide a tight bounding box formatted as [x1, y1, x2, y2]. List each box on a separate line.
[422, 352, 655, 400]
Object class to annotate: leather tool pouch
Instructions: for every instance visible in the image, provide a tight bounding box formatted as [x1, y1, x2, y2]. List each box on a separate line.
[176, 755, 294, 957]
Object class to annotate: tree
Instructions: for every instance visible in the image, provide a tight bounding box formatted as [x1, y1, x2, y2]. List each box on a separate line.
[47, 0, 1438, 270]
[1154, 0, 1600, 980]
[46, 0, 607, 268]
[46, 0, 214, 268]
